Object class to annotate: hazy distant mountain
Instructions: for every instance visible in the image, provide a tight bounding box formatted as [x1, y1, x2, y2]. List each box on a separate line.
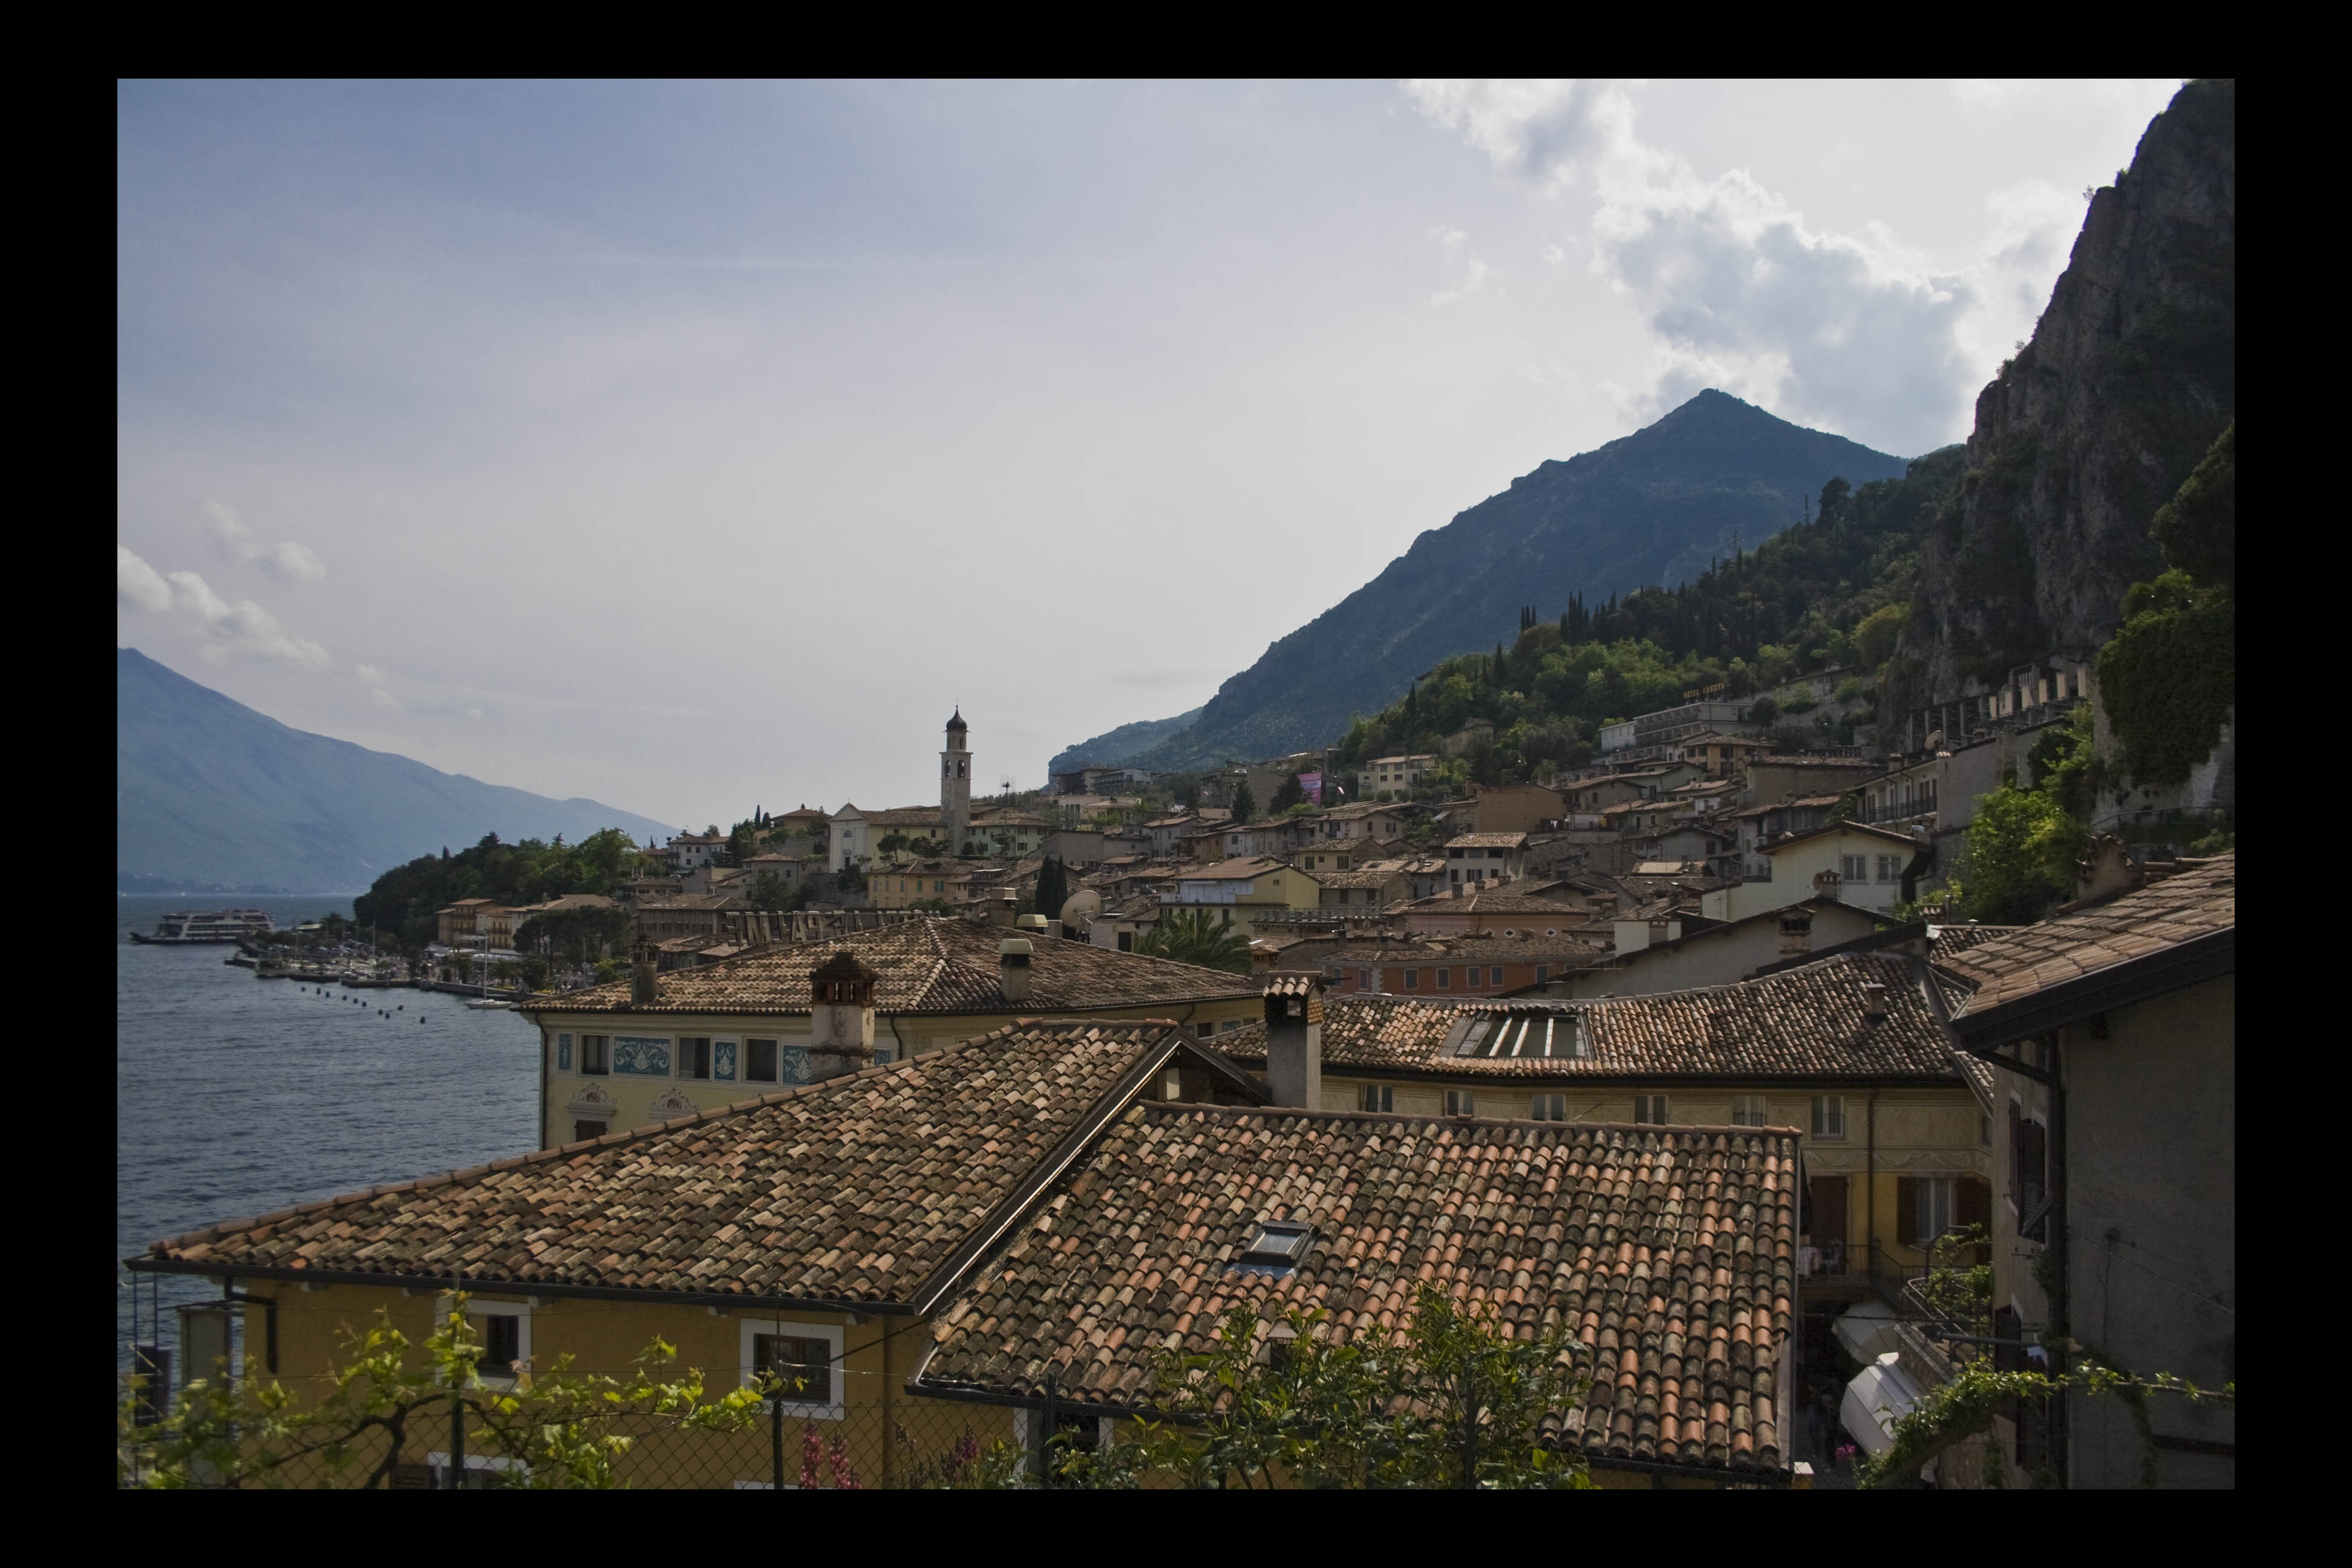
[1045, 707, 1201, 782]
[116, 648, 676, 892]
[1057, 391, 1907, 774]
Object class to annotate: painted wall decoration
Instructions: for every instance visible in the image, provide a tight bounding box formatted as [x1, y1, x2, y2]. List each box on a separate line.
[556, 1032, 573, 1071]
[612, 1036, 671, 1076]
[779, 1046, 812, 1085]
[713, 1040, 737, 1081]
[646, 1087, 698, 1119]
[564, 1083, 617, 1117]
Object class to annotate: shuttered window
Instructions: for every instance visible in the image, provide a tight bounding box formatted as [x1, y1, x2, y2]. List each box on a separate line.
[579, 1034, 610, 1074]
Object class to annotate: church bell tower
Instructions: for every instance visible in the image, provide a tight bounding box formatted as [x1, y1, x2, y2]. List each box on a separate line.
[941, 708, 972, 857]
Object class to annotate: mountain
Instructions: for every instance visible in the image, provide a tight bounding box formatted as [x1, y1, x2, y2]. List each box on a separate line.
[1046, 707, 1201, 782]
[1063, 391, 1907, 774]
[1900, 79, 2234, 699]
[116, 648, 677, 892]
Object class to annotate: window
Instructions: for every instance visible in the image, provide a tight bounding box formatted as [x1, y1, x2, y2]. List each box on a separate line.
[1912, 1176, 1955, 1244]
[1196, 1022, 1215, 1037]
[580, 1034, 610, 1075]
[1811, 1095, 1847, 1140]
[555, 1032, 572, 1071]
[679, 1037, 713, 1080]
[1240, 1220, 1315, 1266]
[746, 1039, 779, 1083]
[572, 1119, 607, 1142]
[742, 1319, 844, 1417]
[440, 1297, 529, 1385]
[1117, 931, 1133, 952]
[1878, 854, 1902, 883]
[1840, 854, 1869, 881]
[1403, 969, 1419, 990]
[1531, 1093, 1567, 1122]
[1358, 969, 1373, 988]
[1634, 1094, 1670, 1125]
[1444, 1089, 1476, 1117]
[1466, 967, 1482, 987]
[1733, 1094, 1770, 1127]
[1535, 965, 1549, 982]
[1359, 1083, 1393, 1112]
[1436, 969, 1451, 990]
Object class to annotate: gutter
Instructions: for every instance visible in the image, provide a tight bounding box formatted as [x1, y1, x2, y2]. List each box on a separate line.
[119, 1258, 916, 1319]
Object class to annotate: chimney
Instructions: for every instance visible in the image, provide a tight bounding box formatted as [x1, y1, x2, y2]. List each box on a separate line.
[999, 938, 1034, 1005]
[630, 934, 661, 1005]
[1262, 973, 1323, 1108]
[808, 950, 879, 1078]
[1861, 981, 1889, 1022]
[991, 891, 1019, 928]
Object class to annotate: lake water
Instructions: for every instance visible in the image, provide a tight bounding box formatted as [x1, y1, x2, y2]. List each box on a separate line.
[116, 897, 540, 1373]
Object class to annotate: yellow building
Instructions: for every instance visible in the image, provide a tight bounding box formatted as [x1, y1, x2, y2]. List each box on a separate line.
[436, 898, 496, 946]
[128, 982, 1806, 1489]
[868, 860, 1001, 910]
[1158, 856, 1323, 939]
[1217, 951, 1992, 1299]
[521, 918, 1261, 1148]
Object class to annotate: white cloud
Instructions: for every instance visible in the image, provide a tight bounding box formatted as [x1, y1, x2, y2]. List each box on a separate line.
[356, 664, 384, 685]
[1405, 79, 2001, 452]
[162, 567, 333, 668]
[200, 498, 328, 583]
[117, 545, 174, 612]
[1428, 224, 1495, 307]
[370, 687, 402, 710]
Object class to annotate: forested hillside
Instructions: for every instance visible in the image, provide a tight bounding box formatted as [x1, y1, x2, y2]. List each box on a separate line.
[1331, 448, 1964, 786]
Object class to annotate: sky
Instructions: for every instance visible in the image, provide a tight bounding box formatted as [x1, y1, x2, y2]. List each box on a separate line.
[117, 79, 2181, 833]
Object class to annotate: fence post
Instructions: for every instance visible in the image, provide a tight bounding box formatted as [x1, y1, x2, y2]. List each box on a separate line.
[1033, 1370, 1057, 1488]
[771, 1388, 785, 1491]
[448, 1383, 465, 1491]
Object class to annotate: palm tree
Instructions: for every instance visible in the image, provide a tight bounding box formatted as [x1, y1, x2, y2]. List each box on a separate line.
[1135, 907, 1252, 974]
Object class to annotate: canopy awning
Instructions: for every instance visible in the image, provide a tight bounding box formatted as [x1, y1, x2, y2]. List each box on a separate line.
[1832, 1299, 1903, 1364]
[1841, 1351, 1926, 1459]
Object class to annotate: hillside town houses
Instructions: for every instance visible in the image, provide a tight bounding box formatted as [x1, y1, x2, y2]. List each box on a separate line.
[134, 699, 2233, 1491]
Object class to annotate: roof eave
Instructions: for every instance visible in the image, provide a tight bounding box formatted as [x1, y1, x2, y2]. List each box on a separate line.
[119, 1257, 921, 1317]
[1945, 927, 2236, 1054]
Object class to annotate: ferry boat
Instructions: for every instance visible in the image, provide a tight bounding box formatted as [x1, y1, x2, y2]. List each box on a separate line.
[129, 908, 275, 945]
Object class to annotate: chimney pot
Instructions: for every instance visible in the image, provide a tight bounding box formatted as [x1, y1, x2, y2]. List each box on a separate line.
[999, 937, 1034, 1004]
[1263, 975, 1324, 1108]
[1861, 981, 1889, 1021]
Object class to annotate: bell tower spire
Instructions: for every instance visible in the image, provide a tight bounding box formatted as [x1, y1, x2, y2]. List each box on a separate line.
[941, 707, 972, 858]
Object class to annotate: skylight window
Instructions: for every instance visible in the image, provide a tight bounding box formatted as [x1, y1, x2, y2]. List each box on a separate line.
[1239, 1220, 1315, 1267]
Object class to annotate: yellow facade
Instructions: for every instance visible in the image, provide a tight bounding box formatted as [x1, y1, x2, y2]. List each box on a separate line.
[228, 1282, 1014, 1489]
[534, 998, 1262, 1148]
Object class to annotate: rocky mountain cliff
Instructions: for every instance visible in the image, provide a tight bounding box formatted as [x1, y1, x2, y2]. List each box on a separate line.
[1056, 390, 1905, 774]
[1901, 79, 2235, 700]
[117, 648, 675, 892]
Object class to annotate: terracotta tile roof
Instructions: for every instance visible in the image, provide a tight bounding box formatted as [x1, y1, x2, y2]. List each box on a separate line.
[915, 1108, 1798, 1477]
[1262, 973, 1319, 999]
[522, 917, 1256, 1016]
[1218, 953, 1954, 1081]
[1173, 857, 1288, 880]
[1446, 832, 1530, 849]
[1926, 924, 2025, 961]
[1399, 886, 1590, 915]
[132, 1022, 1221, 1307]
[1938, 854, 2235, 1017]
[1312, 868, 1408, 890]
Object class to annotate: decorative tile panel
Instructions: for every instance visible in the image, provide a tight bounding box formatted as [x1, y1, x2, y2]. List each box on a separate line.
[779, 1047, 812, 1085]
[556, 1033, 573, 1071]
[612, 1036, 671, 1076]
[713, 1040, 737, 1080]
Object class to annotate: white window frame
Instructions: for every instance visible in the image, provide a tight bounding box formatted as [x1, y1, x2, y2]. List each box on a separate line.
[436, 1296, 531, 1386]
[1531, 1093, 1567, 1122]
[1733, 1094, 1770, 1127]
[1359, 1083, 1393, 1113]
[1916, 1175, 1956, 1243]
[1811, 1094, 1847, 1139]
[1635, 1093, 1669, 1125]
[1444, 1089, 1476, 1117]
[740, 1317, 845, 1420]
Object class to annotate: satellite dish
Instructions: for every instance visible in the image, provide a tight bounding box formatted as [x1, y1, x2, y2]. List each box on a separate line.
[1060, 888, 1103, 927]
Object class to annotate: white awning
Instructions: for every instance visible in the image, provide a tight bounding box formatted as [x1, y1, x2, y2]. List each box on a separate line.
[1842, 1351, 1926, 1458]
[1832, 1299, 1903, 1364]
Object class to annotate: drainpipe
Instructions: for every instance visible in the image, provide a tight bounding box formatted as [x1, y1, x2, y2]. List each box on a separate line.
[1866, 1089, 1879, 1286]
[2047, 1031, 2070, 1488]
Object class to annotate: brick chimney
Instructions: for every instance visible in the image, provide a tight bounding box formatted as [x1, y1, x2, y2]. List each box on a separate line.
[630, 933, 661, 1005]
[999, 938, 1033, 1005]
[1263, 973, 1322, 1108]
[808, 950, 878, 1078]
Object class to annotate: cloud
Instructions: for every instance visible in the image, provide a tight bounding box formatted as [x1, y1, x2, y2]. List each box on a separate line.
[200, 499, 328, 583]
[160, 567, 333, 667]
[118, 546, 174, 613]
[355, 664, 384, 685]
[1428, 225, 1495, 307]
[1405, 79, 1996, 452]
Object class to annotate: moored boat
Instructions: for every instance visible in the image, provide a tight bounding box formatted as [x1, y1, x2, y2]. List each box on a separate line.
[130, 908, 275, 945]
